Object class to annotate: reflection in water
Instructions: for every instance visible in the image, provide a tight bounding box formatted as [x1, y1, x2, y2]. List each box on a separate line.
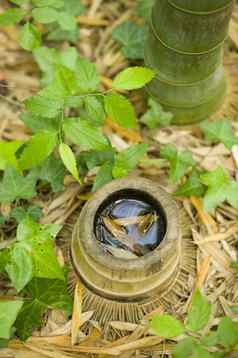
[95, 196, 167, 258]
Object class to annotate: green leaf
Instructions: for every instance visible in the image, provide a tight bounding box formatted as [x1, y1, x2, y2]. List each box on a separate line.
[32, 0, 64, 8]
[231, 261, 238, 269]
[217, 317, 238, 348]
[11, 205, 42, 223]
[6, 244, 33, 292]
[84, 96, 106, 126]
[141, 98, 173, 129]
[136, 0, 154, 19]
[200, 119, 238, 150]
[113, 67, 155, 91]
[0, 9, 26, 26]
[161, 144, 196, 183]
[112, 143, 148, 178]
[32, 7, 58, 24]
[75, 57, 100, 93]
[10, 218, 64, 287]
[212, 353, 226, 358]
[15, 278, 72, 340]
[63, 118, 109, 151]
[25, 94, 63, 118]
[79, 149, 115, 170]
[173, 337, 198, 358]
[19, 22, 41, 51]
[63, 0, 85, 16]
[92, 162, 113, 192]
[64, 96, 83, 108]
[200, 166, 238, 212]
[51, 64, 78, 97]
[191, 345, 212, 358]
[20, 112, 60, 133]
[47, 25, 79, 43]
[19, 131, 57, 170]
[104, 93, 137, 129]
[0, 140, 23, 170]
[32, 154, 66, 192]
[10, 0, 29, 5]
[0, 250, 11, 273]
[201, 331, 218, 347]
[57, 11, 77, 31]
[112, 21, 146, 60]
[59, 143, 81, 183]
[150, 314, 185, 338]
[0, 300, 23, 339]
[0, 167, 36, 203]
[175, 170, 205, 198]
[33, 46, 58, 85]
[186, 289, 212, 332]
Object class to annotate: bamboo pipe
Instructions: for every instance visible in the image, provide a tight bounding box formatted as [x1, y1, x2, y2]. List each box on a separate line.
[144, 0, 234, 125]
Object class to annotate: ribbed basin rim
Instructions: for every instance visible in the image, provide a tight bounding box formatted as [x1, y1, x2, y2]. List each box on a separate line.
[71, 177, 179, 273]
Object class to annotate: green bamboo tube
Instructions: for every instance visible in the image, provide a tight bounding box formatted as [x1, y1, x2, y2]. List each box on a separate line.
[170, 0, 233, 13]
[144, 0, 234, 125]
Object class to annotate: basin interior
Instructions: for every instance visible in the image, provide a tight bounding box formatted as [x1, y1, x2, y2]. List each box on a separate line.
[94, 189, 167, 258]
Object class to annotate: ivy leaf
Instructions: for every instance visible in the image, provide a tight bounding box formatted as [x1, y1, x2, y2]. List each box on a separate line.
[0, 140, 23, 170]
[32, 154, 66, 192]
[150, 314, 185, 338]
[57, 12, 76, 31]
[217, 317, 238, 349]
[112, 21, 146, 60]
[0, 167, 36, 203]
[79, 149, 115, 170]
[200, 166, 238, 212]
[25, 94, 63, 118]
[104, 93, 137, 129]
[175, 170, 205, 198]
[63, 118, 109, 151]
[6, 244, 33, 292]
[19, 131, 57, 170]
[141, 98, 173, 129]
[112, 143, 148, 178]
[186, 289, 212, 332]
[19, 22, 41, 51]
[32, 7, 58, 24]
[0, 300, 23, 339]
[0, 9, 26, 26]
[84, 96, 106, 126]
[136, 0, 154, 19]
[113, 67, 155, 91]
[161, 144, 196, 183]
[200, 119, 238, 150]
[92, 162, 114, 192]
[59, 143, 81, 183]
[11, 205, 42, 223]
[15, 278, 72, 340]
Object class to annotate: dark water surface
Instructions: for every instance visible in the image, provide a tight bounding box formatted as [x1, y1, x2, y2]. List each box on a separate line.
[94, 189, 167, 258]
